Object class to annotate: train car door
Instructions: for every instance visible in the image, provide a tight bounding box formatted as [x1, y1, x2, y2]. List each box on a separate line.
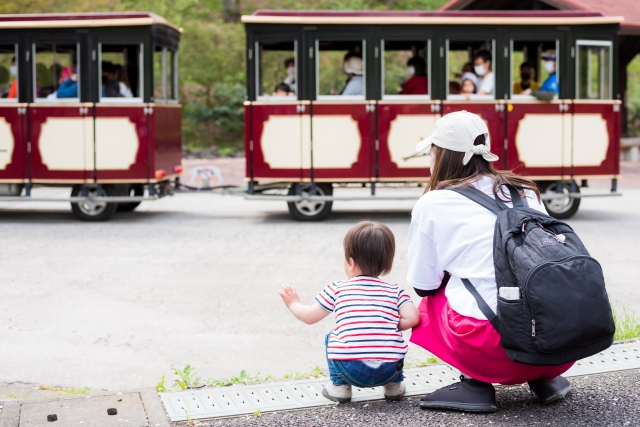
[442, 39, 505, 165]
[29, 41, 92, 184]
[310, 37, 372, 182]
[0, 41, 26, 186]
[247, 39, 306, 182]
[377, 39, 436, 181]
[93, 41, 149, 183]
[571, 41, 619, 178]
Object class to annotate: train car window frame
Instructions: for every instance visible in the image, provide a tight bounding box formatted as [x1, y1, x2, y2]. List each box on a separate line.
[0, 43, 18, 103]
[167, 48, 179, 103]
[575, 39, 613, 100]
[254, 40, 298, 102]
[445, 39, 495, 101]
[509, 39, 559, 100]
[32, 42, 81, 103]
[380, 39, 431, 101]
[153, 46, 166, 103]
[98, 42, 144, 104]
[315, 38, 366, 102]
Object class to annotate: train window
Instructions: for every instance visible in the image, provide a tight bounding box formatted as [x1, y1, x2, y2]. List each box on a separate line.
[316, 39, 365, 101]
[167, 49, 178, 101]
[99, 44, 142, 102]
[33, 43, 79, 101]
[576, 41, 612, 100]
[382, 40, 429, 100]
[0, 44, 17, 101]
[255, 41, 296, 101]
[154, 46, 165, 101]
[446, 40, 494, 100]
[510, 40, 558, 99]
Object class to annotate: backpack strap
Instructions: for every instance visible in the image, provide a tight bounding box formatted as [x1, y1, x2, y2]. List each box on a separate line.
[498, 184, 529, 208]
[449, 186, 507, 214]
[461, 278, 500, 332]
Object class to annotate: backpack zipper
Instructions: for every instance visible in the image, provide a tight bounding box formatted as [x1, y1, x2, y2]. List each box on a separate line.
[533, 220, 566, 244]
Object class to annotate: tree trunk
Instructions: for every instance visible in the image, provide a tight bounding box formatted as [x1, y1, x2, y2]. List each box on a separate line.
[223, 0, 240, 23]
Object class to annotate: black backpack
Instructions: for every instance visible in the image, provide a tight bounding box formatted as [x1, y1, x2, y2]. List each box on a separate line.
[449, 184, 615, 366]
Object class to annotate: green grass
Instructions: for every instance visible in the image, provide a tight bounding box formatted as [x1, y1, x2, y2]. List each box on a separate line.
[613, 306, 640, 341]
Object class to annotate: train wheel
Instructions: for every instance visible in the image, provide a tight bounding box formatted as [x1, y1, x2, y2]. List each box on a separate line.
[117, 184, 144, 212]
[70, 184, 118, 221]
[287, 183, 333, 221]
[540, 181, 581, 220]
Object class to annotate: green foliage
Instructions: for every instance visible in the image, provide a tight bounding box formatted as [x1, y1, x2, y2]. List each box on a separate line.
[627, 55, 640, 136]
[156, 375, 167, 393]
[282, 365, 325, 380]
[613, 306, 640, 341]
[206, 369, 275, 387]
[172, 365, 202, 390]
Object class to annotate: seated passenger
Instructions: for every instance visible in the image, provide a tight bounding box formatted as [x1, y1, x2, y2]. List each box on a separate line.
[522, 53, 558, 101]
[55, 67, 78, 98]
[513, 62, 540, 94]
[401, 56, 428, 95]
[114, 64, 133, 98]
[341, 54, 364, 96]
[283, 58, 296, 95]
[474, 50, 494, 95]
[7, 56, 17, 99]
[273, 82, 292, 96]
[101, 61, 121, 97]
[460, 72, 478, 98]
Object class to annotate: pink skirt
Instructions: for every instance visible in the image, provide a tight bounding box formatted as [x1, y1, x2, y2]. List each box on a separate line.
[409, 290, 573, 385]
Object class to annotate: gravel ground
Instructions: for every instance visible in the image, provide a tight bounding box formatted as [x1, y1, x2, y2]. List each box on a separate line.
[175, 370, 640, 427]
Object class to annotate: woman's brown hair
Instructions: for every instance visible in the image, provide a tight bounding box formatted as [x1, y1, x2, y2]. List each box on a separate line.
[426, 134, 540, 202]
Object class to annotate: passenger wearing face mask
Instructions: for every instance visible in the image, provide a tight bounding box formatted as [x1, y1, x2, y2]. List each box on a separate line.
[473, 50, 494, 96]
[512, 62, 540, 95]
[401, 56, 428, 95]
[8, 56, 18, 99]
[283, 57, 296, 95]
[522, 53, 558, 101]
[340, 52, 364, 96]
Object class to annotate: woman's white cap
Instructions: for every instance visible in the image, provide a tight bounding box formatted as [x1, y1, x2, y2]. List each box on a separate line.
[415, 110, 499, 165]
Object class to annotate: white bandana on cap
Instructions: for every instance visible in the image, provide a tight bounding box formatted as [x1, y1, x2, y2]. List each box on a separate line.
[415, 110, 499, 165]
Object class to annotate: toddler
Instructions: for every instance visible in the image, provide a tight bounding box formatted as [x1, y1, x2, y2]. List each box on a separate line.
[278, 221, 420, 403]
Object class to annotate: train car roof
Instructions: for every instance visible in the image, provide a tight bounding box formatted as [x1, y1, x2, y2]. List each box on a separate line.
[0, 12, 181, 32]
[242, 9, 623, 25]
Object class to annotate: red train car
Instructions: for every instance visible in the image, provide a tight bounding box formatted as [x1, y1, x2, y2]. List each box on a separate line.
[0, 12, 182, 220]
[242, 10, 622, 220]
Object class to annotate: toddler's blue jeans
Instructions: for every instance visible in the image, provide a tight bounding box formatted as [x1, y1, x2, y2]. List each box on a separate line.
[325, 333, 404, 387]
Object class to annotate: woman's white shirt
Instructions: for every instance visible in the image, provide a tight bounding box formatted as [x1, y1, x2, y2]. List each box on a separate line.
[119, 82, 133, 98]
[407, 176, 547, 320]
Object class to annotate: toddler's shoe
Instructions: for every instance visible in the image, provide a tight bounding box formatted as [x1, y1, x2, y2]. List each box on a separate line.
[383, 381, 406, 401]
[322, 383, 352, 403]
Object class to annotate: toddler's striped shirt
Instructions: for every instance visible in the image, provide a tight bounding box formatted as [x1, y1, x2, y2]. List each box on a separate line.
[315, 276, 412, 360]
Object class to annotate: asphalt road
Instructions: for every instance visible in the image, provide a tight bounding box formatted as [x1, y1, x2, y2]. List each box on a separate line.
[0, 175, 639, 391]
[185, 370, 640, 427]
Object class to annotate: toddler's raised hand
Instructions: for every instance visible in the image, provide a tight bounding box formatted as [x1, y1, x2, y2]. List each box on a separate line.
[278, 284, 300, 308]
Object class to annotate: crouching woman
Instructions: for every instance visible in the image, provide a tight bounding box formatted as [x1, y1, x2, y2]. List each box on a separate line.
[408, 111, 574, 413]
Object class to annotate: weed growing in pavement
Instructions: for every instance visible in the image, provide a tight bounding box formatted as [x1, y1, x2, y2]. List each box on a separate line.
[206, 369, 275, 387]
[282, 365, 325, 381]
[172, 365, 202, 390]
[413, 356, 442, 367]
[254, 410, 263, 417]
[0, 393, 29, 399]
[155, 375, 167, 393]
[38, 385, 88, 396]
[613, 306, 640, 341]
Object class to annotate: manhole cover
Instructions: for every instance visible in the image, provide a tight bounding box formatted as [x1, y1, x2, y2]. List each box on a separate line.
[20, 393, 148, 427]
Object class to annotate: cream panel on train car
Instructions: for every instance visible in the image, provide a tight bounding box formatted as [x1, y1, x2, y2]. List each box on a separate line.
[311, 115, 360, 168]
[515, 114, 572, 168]
[39, 117, 91, 170]
[94, 118, 139, 170]
[388, 115, 435, 168]
[572, 114, 609, 166]
[261, 115, 302, 169]
[0, 118, 14, 170]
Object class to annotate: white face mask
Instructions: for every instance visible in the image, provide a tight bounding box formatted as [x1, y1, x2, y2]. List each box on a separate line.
[545, 61, 556, 74]
[474, 64, 486, 76]
[407, 66, 415, 77]
[9, 65, 17, 76]
[286, 66, 295, 78]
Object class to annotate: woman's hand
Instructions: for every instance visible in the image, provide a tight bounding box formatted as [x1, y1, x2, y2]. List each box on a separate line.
[278, 284, 300, 308]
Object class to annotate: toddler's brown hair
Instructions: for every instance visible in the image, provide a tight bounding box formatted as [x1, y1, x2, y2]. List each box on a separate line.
[343, 221, 395, 277]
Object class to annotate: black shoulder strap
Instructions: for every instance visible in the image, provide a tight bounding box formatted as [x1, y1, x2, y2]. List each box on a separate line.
[496, 184, 529, 208]
[461, 278, 500, 332]
[449, 186, 507, 214]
